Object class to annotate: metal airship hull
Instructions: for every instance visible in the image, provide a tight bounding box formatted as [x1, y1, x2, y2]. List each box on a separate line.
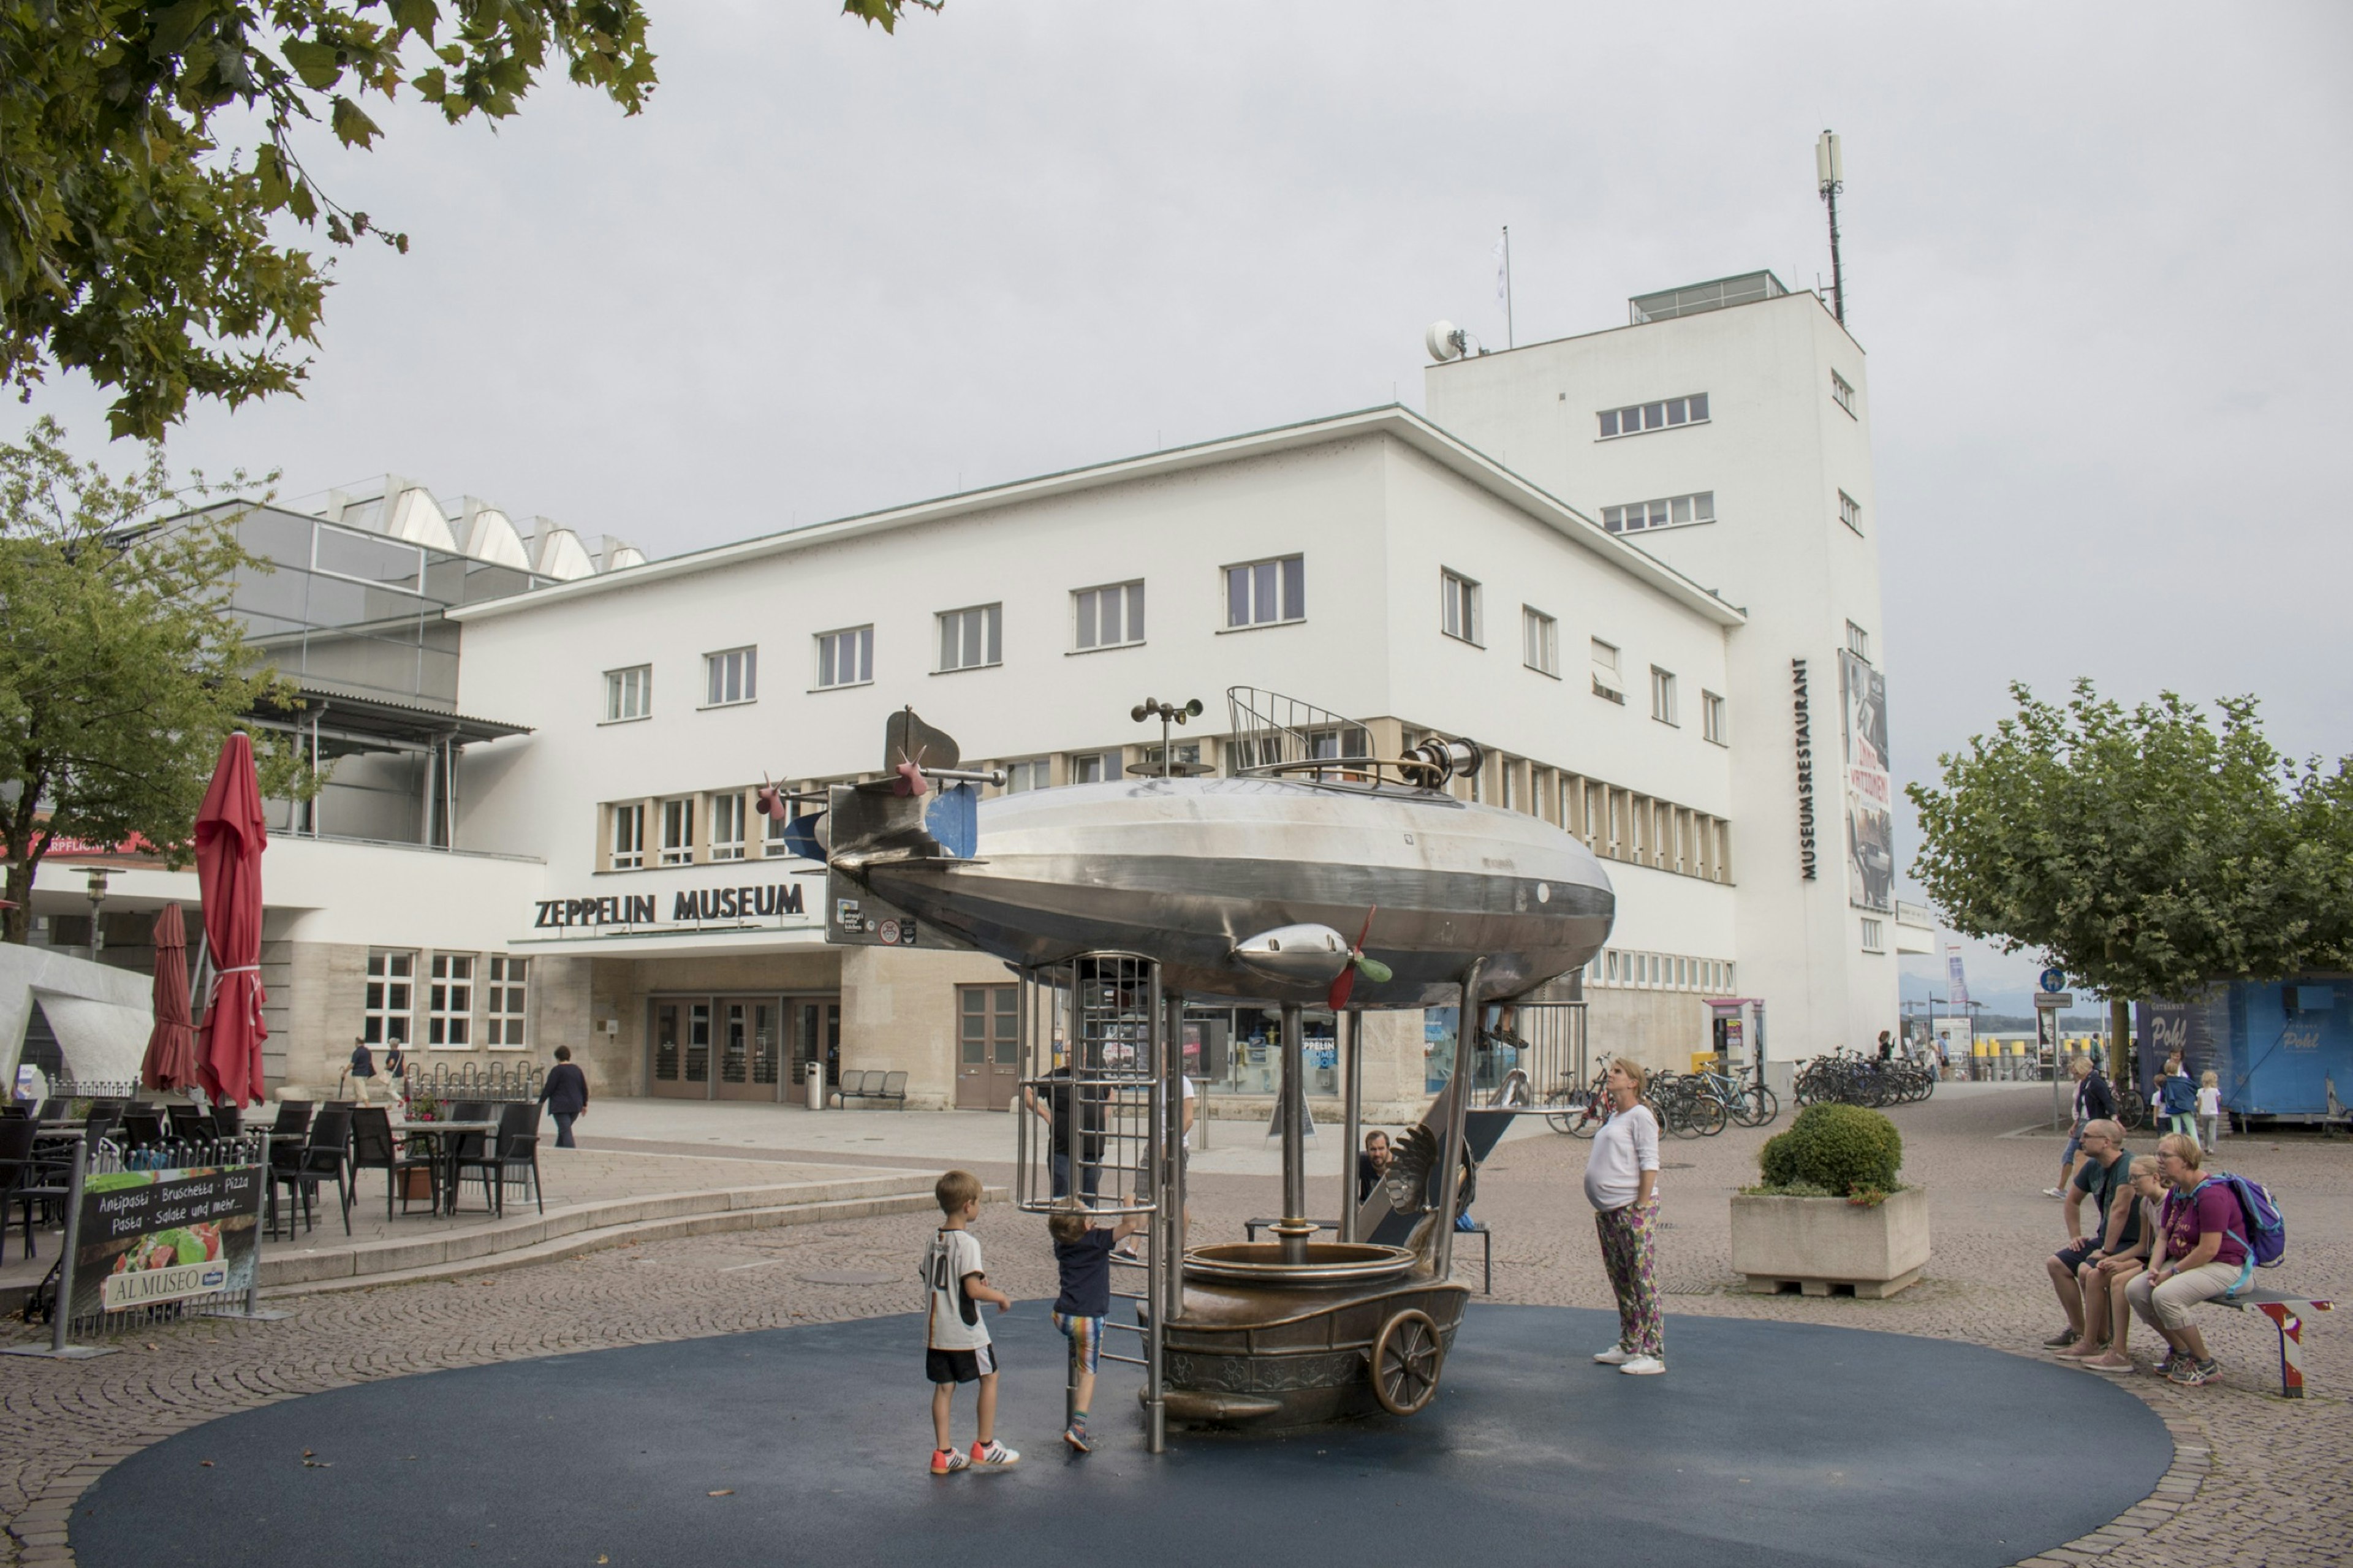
[851, 775, 1614, 1007]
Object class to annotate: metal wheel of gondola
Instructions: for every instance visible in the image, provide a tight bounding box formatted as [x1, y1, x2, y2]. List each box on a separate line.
[1371, 1308, 1445, 1416]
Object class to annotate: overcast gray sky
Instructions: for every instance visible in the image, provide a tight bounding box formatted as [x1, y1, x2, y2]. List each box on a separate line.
[15, 1, 2352, 996]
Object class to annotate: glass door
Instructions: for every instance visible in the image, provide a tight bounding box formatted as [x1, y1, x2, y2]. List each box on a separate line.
[793, 999, 841, 1100]
[651, 1001, 700, 1099]
[717, 999, 780, 1101]
[956, 984, 1020, 1110]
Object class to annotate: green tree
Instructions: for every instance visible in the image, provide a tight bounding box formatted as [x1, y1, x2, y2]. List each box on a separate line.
[1908, 680, 2353, 1064]
[1, 1, 938, 441]
[0, 417, 316, 943]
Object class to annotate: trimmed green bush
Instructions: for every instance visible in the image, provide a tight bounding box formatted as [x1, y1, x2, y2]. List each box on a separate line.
[1758, 1104, 1903, 1197]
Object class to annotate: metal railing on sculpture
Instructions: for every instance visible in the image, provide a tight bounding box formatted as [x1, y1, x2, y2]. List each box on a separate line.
[1013, 953, 1181, 1452]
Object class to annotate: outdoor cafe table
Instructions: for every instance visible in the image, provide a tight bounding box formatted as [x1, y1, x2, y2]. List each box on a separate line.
[393, 1121, 501, 1216]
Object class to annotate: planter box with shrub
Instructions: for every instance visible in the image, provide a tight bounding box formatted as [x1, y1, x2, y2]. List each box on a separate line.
[1729, 1102, 1929, 1298]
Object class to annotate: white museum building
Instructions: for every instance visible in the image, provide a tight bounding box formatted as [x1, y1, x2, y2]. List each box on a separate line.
[11, 271, 1925, 1116]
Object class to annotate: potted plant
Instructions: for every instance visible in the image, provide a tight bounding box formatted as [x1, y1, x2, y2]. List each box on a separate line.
[1730, 1103, 1929, 1298]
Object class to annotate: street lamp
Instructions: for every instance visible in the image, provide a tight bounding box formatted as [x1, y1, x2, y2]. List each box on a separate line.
[85, 868, 110, 961]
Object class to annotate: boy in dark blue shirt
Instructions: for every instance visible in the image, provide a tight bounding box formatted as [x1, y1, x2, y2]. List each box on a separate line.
[1047, 1200, 1144, 1453]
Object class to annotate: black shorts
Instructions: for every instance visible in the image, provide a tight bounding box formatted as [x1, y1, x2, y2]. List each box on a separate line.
[2054, 1241, 2101, 1273]
[926, 1344, 998, 1385]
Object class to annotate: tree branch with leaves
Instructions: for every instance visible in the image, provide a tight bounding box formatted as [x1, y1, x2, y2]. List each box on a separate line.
[1907, 680, 2353, 1066]
[1, 1, 938, 440]
[0, 417, 317, 943]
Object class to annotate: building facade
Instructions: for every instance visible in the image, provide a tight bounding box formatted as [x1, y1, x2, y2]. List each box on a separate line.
[11, 275, 1899, 1116]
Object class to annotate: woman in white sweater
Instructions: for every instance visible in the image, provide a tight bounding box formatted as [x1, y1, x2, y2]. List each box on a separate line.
[1586, 1057, 1665, 1375]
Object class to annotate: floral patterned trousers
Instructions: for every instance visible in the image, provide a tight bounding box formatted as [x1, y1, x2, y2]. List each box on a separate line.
[1596, 1200, 1664, 1357]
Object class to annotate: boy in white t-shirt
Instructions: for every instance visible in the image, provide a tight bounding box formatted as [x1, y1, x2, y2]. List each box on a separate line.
[923, 1168, 1018, 1475]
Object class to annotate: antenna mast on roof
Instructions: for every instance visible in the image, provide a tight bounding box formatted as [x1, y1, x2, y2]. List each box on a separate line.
[1816, 130, 1846, 325]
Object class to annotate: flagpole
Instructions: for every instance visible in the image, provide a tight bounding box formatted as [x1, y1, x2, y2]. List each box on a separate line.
[1502, 225, 1514, 349]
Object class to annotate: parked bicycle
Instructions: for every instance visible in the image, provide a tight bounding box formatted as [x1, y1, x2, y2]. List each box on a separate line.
[1694, 1066, 1780, 1128]
[1792, 1049, 1935, 1108]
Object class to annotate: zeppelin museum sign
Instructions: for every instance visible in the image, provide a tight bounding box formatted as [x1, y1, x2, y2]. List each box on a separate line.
[529, 876, 818, 934]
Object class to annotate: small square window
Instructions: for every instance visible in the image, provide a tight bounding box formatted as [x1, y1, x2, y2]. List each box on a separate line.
[1861, 918, 1886, 953]
[1003, 759, 1052, 793]
[604, 665, 651, 722]
[1702, 691, 1727, 746]
[1074, 581, 1146, 651]
[816, 626, 873, 689]
[1839, 491, 1864, 534]
[1225, 556, 1305, 629]
[1650, 667, 1678, 725]
[1846, 621, 1872, 663]
[703, 646, 757, 707]
[1831, 372, 1856, 417]
[1069, 751, 1118, 784]
[937, 604, 1003, 672]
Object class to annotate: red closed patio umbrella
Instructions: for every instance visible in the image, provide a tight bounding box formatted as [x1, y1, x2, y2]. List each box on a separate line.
[140, 903, 199, 1091]
[194, 733, 270, 1107]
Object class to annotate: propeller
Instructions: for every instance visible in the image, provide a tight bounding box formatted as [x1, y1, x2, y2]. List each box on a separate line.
[754, 776, 788, 820]
[1326, 907, 1393, 1010]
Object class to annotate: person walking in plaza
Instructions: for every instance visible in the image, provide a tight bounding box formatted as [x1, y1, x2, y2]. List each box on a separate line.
[2042, 1118, 2133, 1349]
[1586, 1058, 1664, 1376]
[539, 1045, 589, 1149]
[2196, 1071, 2224, 1150]
[2158, 1053, 2198, 1141]
[2045, 1054, 2113, 1199]
[925, 1169, 1018, 1473]
[346, 1039, 377, 1105]
[1047, 1199, 1144, 1453]
[2074, 1157, 2165, 1374]
[2123, 1133, 2244, 1386]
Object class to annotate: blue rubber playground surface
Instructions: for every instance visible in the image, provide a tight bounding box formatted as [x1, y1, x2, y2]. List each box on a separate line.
[74, 1303, 2170, 1568]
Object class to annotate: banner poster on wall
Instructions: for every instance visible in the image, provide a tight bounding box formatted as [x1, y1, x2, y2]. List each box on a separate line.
[68, 1164, 263, 1322]
[1839, 650, 1895, 914]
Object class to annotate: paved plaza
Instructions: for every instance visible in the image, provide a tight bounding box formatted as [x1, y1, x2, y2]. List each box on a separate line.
[4, 1086, 2347, 1566]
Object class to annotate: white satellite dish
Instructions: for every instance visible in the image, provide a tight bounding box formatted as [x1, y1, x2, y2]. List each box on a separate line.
[1425, 320, 1463, 363]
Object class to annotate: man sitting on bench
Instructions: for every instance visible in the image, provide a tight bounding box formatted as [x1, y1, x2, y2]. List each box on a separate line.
[2042, 1118, 2132, 1350]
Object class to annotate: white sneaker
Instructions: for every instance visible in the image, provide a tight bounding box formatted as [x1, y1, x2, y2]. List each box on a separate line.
[1593, 1347, 1635, 1365]
[2040, 1187, 2064, 1199]
[1620, 1355, 1665, 1376]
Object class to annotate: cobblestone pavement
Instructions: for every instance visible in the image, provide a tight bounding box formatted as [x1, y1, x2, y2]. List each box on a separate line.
[4, 1088, 2345, 1566]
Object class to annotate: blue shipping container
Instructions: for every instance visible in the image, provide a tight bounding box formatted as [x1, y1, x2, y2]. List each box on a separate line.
[2137, 976, 2353, 1123]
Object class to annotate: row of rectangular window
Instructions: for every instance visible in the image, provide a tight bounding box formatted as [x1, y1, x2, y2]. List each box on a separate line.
[1603, 491, 1715, 535]
[1408, 733, 1733, 885]
[363, 951, 529, 1048]
[603, 732, 1730, 885]
[601, 557, 1303, 722]
[1588, 949, 1733, 992]
[1448, 575, 1726, 746]
[1597, 393, 1708, 439]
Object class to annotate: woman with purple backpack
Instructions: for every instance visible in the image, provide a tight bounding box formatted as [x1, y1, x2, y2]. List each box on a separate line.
[2122, 1132, 2244, 1385]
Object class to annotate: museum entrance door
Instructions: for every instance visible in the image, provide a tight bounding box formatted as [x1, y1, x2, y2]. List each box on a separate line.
[792, 998, 840, 1099]
[955, 983, 1021, 1110]
[716, 999, 782, 1101]
[650, 1000, 714, 1099]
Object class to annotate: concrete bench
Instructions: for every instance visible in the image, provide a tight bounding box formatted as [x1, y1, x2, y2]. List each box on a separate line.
[2210, 1287, 2334, 1398]
[832, 1070, 908, 1110]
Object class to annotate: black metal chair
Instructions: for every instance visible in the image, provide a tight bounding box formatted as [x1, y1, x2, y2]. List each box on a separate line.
[165, 1104, 208, 1145]
[450, 1099, 493, 1123]
[456, 1102, 544, 1217]
[269, 1106, 352, 1238]
[120, 1107, 169, 1152]
[209, 1103, 243, 1139]
[349, 1107, 438, 1219]
[271, 1100, 314, 1137]
[0, 1118, 39, 1259]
